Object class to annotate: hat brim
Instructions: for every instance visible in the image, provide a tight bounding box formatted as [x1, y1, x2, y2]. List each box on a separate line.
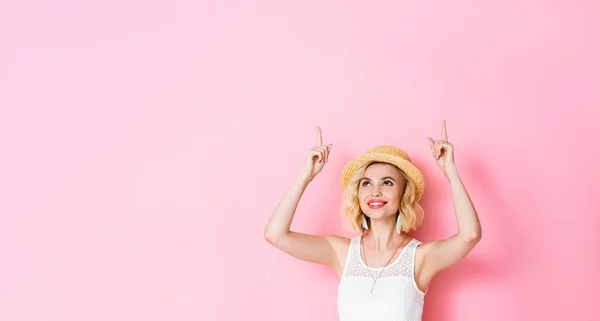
[341, 153, 425, 200]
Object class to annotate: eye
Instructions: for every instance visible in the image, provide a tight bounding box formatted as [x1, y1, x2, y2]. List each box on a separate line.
[361, 180, 371, 187]
[383, 180, 394, 186]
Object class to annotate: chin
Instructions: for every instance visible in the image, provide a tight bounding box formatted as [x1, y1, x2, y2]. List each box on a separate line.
[363, 210, 396, 220]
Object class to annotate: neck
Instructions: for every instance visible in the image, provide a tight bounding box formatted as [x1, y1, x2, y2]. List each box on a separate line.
[364, 216, 403, 251]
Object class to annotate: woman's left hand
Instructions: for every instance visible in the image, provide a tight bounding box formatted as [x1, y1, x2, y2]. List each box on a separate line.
[427, 120, 456, 176]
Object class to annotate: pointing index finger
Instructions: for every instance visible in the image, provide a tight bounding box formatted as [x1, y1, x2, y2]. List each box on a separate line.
[442, 120, 448, 141]
[316, 126, 323, 146]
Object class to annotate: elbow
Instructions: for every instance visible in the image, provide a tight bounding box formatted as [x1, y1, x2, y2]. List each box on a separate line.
[263, 228, 284, 246]
[462, 230, 482, 245]
[264, 230, 276, 245]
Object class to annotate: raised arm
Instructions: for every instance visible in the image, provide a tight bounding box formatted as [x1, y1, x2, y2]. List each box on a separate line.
[264, 127, 347, 271]
[422, 120, 482, 277]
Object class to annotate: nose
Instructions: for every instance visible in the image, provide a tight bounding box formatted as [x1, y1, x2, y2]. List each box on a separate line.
[370, 185, 382, 197]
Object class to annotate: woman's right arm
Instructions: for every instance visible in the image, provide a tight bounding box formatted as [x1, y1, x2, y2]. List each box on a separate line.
[263, 127, 347, 269]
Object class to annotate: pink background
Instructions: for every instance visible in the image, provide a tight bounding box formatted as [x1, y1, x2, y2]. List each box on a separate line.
[1, 1, 599, 320]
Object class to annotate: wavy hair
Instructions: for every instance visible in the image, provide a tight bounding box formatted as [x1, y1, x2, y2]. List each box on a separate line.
[342, 161, 424, 233]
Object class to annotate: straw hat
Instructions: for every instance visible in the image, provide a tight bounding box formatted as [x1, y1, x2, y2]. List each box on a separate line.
[340, 145, 425, 200]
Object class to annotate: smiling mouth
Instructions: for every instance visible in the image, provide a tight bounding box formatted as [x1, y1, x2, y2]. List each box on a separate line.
[367, 201, 387, 208]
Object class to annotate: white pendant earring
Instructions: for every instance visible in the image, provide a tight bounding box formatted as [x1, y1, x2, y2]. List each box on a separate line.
[362, 215, 369, 230]
[395, 213, 403, 234]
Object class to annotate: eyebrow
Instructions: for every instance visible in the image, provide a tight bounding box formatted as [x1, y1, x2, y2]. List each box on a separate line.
[360, 176, 397, 182]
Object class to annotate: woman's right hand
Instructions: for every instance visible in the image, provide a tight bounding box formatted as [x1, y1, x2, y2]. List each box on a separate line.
[265, 126, 346, 274]
[302, 126, 332, 182]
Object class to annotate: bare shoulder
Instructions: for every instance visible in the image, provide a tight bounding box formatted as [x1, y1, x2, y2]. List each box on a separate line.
[327, 235, 351, 258]
[414, 235, 480, 290]
[412, 239, 435, 293]
[414, 239, 435, 254]
[327, 234, 351, 250]
[412, 239, 433, 265]
[324, 235, 352, 277]
[303, 234, 352, 277]
[323, 235, 351, 261]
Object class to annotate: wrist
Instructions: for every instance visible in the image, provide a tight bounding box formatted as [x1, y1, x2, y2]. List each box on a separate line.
[297, 172, 314, 186]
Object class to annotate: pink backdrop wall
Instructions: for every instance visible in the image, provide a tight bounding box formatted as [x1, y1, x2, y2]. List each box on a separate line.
[1, 1, 599, 320]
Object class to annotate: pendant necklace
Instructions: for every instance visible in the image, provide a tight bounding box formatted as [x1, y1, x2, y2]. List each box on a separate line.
[360, 235, 406, 298]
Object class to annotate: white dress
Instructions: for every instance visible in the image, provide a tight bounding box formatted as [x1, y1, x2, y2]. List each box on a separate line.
[337, 236, 426, 321]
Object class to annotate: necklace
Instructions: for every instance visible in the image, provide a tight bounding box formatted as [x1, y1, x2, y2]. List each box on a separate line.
[360, 235, 407, 298]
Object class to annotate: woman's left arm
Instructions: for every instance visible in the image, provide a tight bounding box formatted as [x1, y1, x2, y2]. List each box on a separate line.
[423, 121, 482, 276]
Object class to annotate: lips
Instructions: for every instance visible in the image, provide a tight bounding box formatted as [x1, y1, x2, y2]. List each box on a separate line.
[367, 199, 387, 209]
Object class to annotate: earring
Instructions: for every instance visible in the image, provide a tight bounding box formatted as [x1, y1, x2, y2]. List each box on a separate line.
[396, 213, 403, 234]
[362, 215, 369, 230]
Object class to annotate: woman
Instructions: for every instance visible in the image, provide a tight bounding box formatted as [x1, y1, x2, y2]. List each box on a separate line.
[264, 120, 482, 321]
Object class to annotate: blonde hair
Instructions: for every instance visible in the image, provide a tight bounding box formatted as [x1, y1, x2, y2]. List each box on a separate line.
[342, 161, 424, 233]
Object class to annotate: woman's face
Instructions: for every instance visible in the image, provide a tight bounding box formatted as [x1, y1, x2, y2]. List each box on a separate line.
[358, 163, 406, 220]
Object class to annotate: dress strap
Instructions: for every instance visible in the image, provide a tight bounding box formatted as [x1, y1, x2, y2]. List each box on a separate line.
[407, 239, 421, 279]
[340, 236, 360, 278]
